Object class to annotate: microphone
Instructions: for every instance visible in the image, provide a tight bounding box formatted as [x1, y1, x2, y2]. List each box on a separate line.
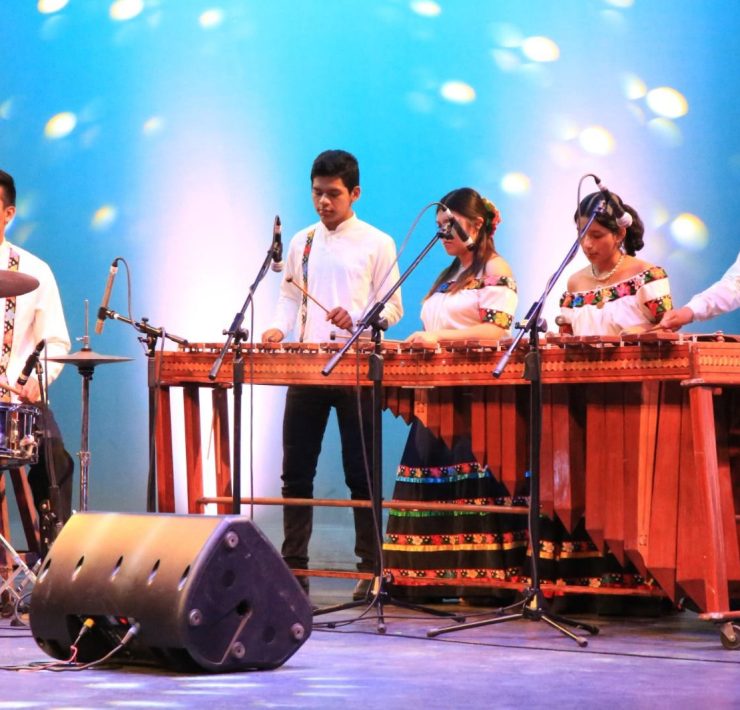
[271, 216, 283, 273]
[95, 258, 119, 335]
[441, 206, 475, 251]
[16, 339, 46, 387]
[594, 176, 633, 228]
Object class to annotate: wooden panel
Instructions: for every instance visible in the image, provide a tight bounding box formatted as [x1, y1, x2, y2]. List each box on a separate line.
[154, 386, 175, 512]
[584, 384, 607, 552]
[211, 387, 232, 515]
[603, 383, 626, 565]
[183, 385, 204, 515]
[680, 386, 729, 612]
[645, 381, 682, 601]
[470, 386, 486, 465]
[485, 387, 503, 483]
[539, 386, 554, 519]
[621, 383, 643, 575]
[551, 384, 585, 533]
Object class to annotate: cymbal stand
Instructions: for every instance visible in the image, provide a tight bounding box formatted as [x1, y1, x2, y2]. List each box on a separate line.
[428, 195, 605, 646]
[315, 227, 465, 632]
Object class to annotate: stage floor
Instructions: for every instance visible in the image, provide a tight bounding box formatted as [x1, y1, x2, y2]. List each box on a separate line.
[1, 578, 738, 709]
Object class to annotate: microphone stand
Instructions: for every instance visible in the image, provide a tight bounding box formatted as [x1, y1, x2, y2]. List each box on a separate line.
[314, 230, 465, 631]
[428, 211, 603, 645]
[97, 308, 187, 512]
[208, 237, 280, 515]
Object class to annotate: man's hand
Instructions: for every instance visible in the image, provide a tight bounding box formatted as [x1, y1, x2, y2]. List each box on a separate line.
[261, 328, 285, 343]
[18, 378, 41, 403]
[326, 307, 353, 332]
[658, 306, 694, 332]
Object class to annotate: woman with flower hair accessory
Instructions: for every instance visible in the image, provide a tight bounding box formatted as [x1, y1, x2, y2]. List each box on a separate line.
[559, 190, 672, 335]
[544, 190, 673, 612]
[384, 187, 527, 603]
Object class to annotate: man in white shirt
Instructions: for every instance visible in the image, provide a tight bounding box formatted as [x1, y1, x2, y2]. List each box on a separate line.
[661, 251, 740, 329]
[262, 150, 403, 598]
[0, 169, 73, 542]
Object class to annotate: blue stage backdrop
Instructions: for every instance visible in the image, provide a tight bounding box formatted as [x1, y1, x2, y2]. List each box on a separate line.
[2, 1, 739, 558]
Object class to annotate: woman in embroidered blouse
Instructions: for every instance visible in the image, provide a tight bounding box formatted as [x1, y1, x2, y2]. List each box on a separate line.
[544, 190, 673, 607]
[384, 188, 527, 602]
[559, 191, 672, 335]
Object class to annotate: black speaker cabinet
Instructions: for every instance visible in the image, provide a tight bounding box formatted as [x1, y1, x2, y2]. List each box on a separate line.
[29, 512, 312, 672]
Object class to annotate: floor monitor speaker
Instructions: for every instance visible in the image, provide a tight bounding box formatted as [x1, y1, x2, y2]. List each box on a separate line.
[29, 512, 312, 672]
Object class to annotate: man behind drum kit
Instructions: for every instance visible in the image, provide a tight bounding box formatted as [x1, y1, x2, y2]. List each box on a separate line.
[0, 169, 73, 545]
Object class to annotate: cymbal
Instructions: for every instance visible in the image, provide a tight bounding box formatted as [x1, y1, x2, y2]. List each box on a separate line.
[0, 270, 40, 298]
[47, 349, 133, 367]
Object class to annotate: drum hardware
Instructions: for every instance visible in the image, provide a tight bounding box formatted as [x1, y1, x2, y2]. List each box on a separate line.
[49, 303, 133, 511]
[0, 403, 42, 469]
[0, 530, 38, 626]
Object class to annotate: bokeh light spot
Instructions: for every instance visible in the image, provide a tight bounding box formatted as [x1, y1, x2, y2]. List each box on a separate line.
[92, 205, 118, 230]
[578, 125, 615, 156]
[44, 112, 77, 139]
[490, 49, 520, 72]
[648, 117, 683, 146]
[500, 172, 531, 196]
[521, 36, 560, 62]
[490, 23, 523, 48]
[0, 99, 13, 120]
[649, 203, 671, 229]
[142, 116, 166, 136]
[109, 0, 144, 21]
[38, 0, 69, 13]
[440, 81, 476, 104]
[622, 73, 647, 100]
[604, 0, 634, 7]
[410, 1, 441, 17]
[552, 115, 580, 141]
[646, 86, 688, 118]
[670, 213, 708, 251]
[199, 9, 224, 29]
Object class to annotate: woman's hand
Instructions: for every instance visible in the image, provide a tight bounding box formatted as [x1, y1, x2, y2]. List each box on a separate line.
[404, 331, 438, 346]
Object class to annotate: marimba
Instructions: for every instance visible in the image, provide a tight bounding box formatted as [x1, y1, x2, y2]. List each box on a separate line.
[153, 334, 740, 615]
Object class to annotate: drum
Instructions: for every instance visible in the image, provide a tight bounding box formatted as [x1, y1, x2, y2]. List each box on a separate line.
[0, 402, 41, 469]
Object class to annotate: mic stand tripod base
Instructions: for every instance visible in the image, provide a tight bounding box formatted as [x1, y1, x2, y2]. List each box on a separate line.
[426, 587, 599, 646]
[312, 575, 466, 634]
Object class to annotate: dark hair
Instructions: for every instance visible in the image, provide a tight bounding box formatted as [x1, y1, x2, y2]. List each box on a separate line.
[310, 150, 360, 192]
[0, 169, 16, 207]
[575, 191, 645, 256]
[426, 187, 502, 298]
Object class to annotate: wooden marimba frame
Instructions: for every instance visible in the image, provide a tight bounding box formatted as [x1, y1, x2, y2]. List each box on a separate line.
[152, 333, 740, 616]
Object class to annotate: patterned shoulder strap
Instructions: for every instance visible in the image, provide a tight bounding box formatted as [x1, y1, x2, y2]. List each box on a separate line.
[298, 229, 316, 343]
[0, 247, 20, 399]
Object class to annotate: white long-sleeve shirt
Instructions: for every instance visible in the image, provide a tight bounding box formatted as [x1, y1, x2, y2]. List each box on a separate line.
[269, 215, 403, 342]
[686, 250, 740, 321]
[0, 239, 71, 395]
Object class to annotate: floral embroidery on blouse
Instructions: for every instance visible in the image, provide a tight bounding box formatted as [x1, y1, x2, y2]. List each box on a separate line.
[480, 309, 513, 328]
[559, 266, 669, 309]
[436, 274, 517, 294]
[645, 294, 673, 319]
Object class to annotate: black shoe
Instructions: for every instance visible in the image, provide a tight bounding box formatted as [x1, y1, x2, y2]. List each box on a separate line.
[353, 577, 372, 601]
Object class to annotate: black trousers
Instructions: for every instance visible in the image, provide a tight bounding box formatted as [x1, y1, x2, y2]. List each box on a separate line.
[27, 407, 74, 527]
[281, 385, 375, 572]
